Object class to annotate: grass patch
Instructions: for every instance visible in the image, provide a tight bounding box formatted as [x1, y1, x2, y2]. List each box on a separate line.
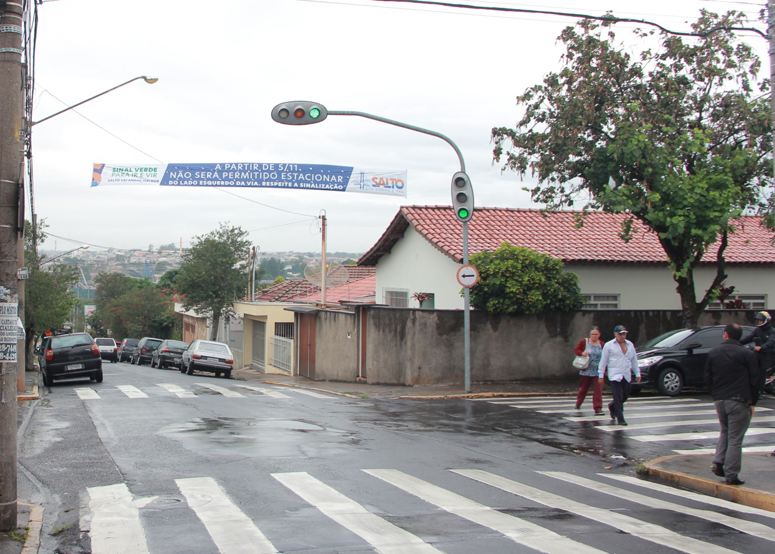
[50, 523, 74, 536]
[636, 463, 650, 475]
[4, 529, 27, 543]
[359, 394, 369, 399]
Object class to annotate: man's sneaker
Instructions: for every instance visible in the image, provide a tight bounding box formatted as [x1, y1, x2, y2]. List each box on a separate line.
[711, 463, 725, 477]
[725, 477, 745, 486]
[594, 410, 605, 416]
[609, 407, 615, 420]
[618, 420, 628, 426]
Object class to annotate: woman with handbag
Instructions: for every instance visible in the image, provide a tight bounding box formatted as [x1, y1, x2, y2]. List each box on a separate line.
[574, 327, 605, 415]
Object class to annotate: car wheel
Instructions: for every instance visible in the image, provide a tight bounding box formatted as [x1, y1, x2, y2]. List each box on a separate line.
[179, 361, 186, 373]
[186, 361, 194, 375]
[656, 367, 684, 396]
[151, 357, 157, 368]
[94, 369, 104, 383]
[225, 370, 231, 379]
[42, 368, 51, 387]
[215, 371, 221, 378]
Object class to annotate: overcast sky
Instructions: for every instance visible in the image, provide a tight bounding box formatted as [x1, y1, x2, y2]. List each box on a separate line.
[29, 0, 769, 255]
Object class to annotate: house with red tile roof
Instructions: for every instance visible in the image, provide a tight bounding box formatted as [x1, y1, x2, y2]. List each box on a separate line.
[358, 206, 775, 311]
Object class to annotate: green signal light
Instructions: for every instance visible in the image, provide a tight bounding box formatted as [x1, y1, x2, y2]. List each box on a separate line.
[457, 208, 470, 219]
[309, 107, 321, 119]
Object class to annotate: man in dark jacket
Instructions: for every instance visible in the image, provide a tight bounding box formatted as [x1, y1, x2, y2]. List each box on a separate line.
[740, 311, 774, 393]
[705, 323, 760, 485]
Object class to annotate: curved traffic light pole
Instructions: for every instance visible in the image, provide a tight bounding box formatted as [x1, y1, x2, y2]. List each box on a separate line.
[272, 101, 473, 391]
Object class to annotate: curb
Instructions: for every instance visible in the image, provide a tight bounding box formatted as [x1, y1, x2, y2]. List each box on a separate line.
[263, 381, 360, 399]
[18, 503, 43, 554]
[643, 455, 775, 512]
[17, 385, 39, 402]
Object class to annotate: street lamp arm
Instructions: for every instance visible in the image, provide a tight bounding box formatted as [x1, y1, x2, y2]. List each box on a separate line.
[31, 76, 158, 126]
[328, 110, 466, 172]
[39, 245, 89, 267]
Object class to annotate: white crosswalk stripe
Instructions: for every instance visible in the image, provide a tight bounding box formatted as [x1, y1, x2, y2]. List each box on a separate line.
[75, 387, 100, 399]
[287, 388, 333, 398]
[274, 472, 444, 553]
[597, 414, 775, 432]
[634, 427, 775, 442]
[234, 384, 291, 398]
[193, 382, 246, 397]
[673, 444, 775, 455]
[176, 477, 278, 554]
[157, 383, 197, 398]
[569, 407, 773, 422]
[540, 471, 775, 542]
[454, 469, 743, 554]
[116, 385, 148, 398]
[82, 468, 775, 554]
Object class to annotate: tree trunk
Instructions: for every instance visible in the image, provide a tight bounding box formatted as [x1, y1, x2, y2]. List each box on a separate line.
[675, 273, 701, 328]
[210, 313, 220, 341]
[25, 329, 36, 372]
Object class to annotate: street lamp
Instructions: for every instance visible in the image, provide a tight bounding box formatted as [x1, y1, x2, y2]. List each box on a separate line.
[272, 100, 475, 392]
[39, 245, 89, 267]
[31, 75, 159, 126]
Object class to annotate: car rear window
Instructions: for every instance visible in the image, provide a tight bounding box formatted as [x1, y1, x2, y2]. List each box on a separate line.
[124, 339, 139, 346]
[52, 334, 93, 349]
[95, 339, 115, 346]
[199, 343, 229, 354]
[169, 341, 189, 349]
[146, 339, 162, 347]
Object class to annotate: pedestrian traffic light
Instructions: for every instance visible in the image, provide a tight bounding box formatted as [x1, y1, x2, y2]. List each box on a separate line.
[271, 101, 328, 125]
[451, 171, 474, 222]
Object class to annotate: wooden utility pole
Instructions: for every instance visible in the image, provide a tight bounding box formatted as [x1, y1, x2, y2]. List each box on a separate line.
[0, 0, 25, 531]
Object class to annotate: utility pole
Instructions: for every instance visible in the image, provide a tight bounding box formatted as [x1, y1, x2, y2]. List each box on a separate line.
[0, 0, 25, 531]
[769, 1, 775, 180]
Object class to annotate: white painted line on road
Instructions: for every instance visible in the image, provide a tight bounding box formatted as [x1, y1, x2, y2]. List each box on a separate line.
[633, 427, 775, 442]
[673, 445, 775, 455]
[176, 477, 278, 554]
[235, 384, 291, 398]
[598, 415, 775, 432]
[366, 469, 606, 554]
[274, 471, 443, 554]
[87, 483, 149, 554]
[116, 385, 148, 399]
[601, 474, 775, 520]
[538, 400, 709, 414]
[454, 469, 742, 554]
[566, 408, 772, 422]
[75, 388, 100, 400]
[541, 471, 775, 542]
[194, 383, 245, 397]
[157, 383, 196, 398]
[289, 389, 333, 399]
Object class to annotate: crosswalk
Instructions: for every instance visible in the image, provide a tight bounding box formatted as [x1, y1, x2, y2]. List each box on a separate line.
[72, 383, 335, 401]
[81, 468, 775, 554]
[473, 395, 775, 455]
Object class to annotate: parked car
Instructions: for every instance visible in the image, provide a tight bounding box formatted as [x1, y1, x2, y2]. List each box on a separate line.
[37, 332, 103, 386]
[95, 338, 118, 363]
[131, 337, 163, 366]
[151, 339, 189, 369]
[117, 338, 140, 362]
[636, 325, 754, 396]
[180, 340, 234, 378]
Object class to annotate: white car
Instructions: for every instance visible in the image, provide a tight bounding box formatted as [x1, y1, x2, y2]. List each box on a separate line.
[180, 340, 234, 378]
[94, 338, 118, 363]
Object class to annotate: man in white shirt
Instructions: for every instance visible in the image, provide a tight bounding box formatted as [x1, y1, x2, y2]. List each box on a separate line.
[598, 325, 641, 426]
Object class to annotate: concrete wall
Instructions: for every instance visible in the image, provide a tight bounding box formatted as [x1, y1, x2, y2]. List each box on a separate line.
[311, 306, 762, 385]
[233, 301, 298, 373]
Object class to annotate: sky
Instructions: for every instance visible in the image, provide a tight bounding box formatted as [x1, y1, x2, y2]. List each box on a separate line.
[28, 0, 769, 256]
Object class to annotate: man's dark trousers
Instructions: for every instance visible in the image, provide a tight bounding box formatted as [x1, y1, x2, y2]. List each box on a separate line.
[713, 400, 752, 481]
[608, 379, 631, 423]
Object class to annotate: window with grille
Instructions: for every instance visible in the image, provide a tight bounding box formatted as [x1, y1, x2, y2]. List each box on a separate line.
[275, 322, 294, 339]
[708, 294, 767, 310]
[384, 289, 409, 307]
[582, 294, 620, 310]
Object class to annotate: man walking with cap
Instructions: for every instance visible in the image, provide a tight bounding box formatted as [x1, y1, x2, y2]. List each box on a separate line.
[598, 325, 641, 426]
[705, 323, 760, 485]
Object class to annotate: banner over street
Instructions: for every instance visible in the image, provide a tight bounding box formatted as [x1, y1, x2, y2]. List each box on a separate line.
[92, 163, 407, 197]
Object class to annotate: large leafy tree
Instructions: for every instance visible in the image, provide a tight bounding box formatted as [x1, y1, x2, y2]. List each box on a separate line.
[110, 287, 175, 339]
[90, 272, 138, 338]
[469, 244, 583, 315]
[23, 221, 79, 370]
[177, 223, 250, 340]
[492, 11, 772, 327]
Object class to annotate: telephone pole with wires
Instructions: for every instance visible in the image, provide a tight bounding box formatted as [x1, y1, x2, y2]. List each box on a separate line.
[0, 0, 26, 532]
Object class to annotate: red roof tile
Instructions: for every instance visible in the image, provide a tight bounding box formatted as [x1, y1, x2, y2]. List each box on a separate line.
[251, 266, 376, 303]
[358, 206, 775, 265]
[298, 274, 376, 304]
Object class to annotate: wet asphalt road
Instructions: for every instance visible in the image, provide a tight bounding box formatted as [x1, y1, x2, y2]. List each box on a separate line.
[16, 362, 775, 554]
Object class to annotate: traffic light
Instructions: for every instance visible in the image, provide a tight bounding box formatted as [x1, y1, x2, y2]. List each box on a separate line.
[271, 101, 328, 125]
[451, 171, 474, 222]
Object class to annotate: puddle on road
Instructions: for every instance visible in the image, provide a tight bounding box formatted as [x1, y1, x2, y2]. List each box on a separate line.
[158, 417, 364, 458]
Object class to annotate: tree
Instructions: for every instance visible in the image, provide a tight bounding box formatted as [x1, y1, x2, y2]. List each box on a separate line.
[91, 272, 138, 337]
[157, 268, 182, 294]
[491, 11, 772, 327]
[177, 223, 250, 340]
[23, 220, 79, 370]
[111, 287, 175, 339]
[469, 244, 583, 315]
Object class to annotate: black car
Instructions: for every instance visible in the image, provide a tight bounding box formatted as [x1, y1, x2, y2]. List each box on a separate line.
[117, 338, 139, 362]
[636, 325, 754, 396]
[131, 337, 163, 365]
[151, 339, 189, 369]
[37, 332, 103, 386]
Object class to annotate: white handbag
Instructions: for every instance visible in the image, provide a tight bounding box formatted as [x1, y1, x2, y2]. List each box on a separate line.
[573, 339, 590, 369]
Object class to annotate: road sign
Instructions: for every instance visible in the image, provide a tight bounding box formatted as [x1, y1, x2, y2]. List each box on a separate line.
[17, 267, 29, 279]
[456, 265, 479, 288]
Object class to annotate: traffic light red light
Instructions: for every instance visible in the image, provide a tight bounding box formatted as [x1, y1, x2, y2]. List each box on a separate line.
[451, 171, 474, 222]
[272, 102, 328, 125]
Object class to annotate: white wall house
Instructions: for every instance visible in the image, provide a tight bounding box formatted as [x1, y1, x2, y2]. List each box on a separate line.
[359, 206, 775, 311]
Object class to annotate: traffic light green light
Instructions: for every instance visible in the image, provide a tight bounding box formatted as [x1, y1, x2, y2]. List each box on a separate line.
[271, 101, 328, 125]
[451, 171, 474, 222]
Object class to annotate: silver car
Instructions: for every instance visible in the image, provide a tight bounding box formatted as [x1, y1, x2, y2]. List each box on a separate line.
[180, 340, 234, 379]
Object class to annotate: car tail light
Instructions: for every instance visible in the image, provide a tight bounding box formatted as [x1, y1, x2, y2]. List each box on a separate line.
[226, 359, 233, 365]
[192, 354, 201, 359]
[114, 347, 118, 353]
[161, 348, 170, 353]
[141, 348, 147, 354]
[45, 349, 53, 361]
[91, 344, 100, 355]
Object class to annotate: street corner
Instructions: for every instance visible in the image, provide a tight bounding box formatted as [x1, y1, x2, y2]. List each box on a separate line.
[0, 502, 43, 554]
[17, 384, 39, 402]
[643, 453, 775, 513]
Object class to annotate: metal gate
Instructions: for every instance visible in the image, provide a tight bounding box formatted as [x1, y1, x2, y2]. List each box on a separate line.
[251, 320, 266, 370]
